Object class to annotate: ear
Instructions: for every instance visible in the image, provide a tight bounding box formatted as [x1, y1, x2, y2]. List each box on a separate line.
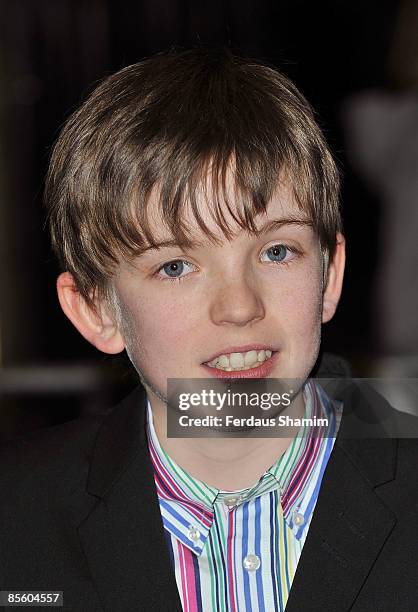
[322, 232, 346, 323]
[56, 272, 125, 354]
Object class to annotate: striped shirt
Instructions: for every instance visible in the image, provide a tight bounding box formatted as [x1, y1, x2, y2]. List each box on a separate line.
[146, 381, 341, 611]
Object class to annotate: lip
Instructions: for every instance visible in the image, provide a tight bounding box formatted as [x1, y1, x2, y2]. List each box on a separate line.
[202, 344, 277, 365]
[201, 350, 279, 379]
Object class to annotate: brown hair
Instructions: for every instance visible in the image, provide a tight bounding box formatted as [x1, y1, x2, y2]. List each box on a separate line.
[45, 46, 341, 309]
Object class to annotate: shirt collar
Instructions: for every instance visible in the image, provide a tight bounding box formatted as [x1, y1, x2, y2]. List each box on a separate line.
[146, 380, 341, 554]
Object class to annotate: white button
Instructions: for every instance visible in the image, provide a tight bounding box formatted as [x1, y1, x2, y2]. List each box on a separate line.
[293, 511, 305, 526]
[243, 554, 261, 572]
[224, 495, 242, 507]
[187, 526, 201, 543]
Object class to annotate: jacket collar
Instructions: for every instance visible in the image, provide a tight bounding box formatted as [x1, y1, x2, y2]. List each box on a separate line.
[316, 351, 397, 488]
[286, 352, 397, 610]
[85, 385, 148, 499]
[79, 385, 182, 611]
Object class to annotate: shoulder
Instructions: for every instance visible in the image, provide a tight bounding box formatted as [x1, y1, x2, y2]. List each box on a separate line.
[0, 385, 146, 502]
[397, 438, 418, 472]
[1, 410, 107, 457]
[0, 412, 108, 505]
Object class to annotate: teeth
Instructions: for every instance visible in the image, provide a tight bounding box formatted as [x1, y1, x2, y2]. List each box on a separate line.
[257, 350, 266, 362]
[218, 354, 229, 368]
[206, 348, 274, 371]
[244, 350, 258, 366]
[229, 352, 244, 368]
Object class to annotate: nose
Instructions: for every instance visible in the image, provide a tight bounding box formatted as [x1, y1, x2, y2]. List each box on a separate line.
[208, 272, 265, 327]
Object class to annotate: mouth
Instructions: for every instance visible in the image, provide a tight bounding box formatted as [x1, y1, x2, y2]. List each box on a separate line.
[201, 347, 279, 379]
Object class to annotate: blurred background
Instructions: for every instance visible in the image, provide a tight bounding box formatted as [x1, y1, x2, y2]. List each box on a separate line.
[1, 0, 417, 438]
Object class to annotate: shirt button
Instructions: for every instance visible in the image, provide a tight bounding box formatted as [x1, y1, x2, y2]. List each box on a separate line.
[293, 511, 305, 526]
[224, 495, 242, 507]
[243, 554, 261, 572]
[187, 526, 201, 543]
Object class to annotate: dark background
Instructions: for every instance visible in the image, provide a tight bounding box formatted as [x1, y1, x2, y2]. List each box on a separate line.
[0, 0, 415, 437]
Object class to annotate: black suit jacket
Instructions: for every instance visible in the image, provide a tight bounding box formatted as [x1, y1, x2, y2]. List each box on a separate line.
[1, 355, 418, 611]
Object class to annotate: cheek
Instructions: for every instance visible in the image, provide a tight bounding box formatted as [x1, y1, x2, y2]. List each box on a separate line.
[271, 270, 323, 339]
[122, 294, 195, 357]
[146, 306, 190, 348]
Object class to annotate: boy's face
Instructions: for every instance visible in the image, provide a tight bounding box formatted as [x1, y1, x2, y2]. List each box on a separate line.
[108, 179, 344, 401]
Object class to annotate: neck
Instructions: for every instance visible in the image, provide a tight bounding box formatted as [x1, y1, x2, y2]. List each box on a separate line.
[147, 391, 306, 490]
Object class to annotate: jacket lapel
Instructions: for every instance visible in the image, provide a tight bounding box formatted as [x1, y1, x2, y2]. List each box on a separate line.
[286, 377, 398, 611]
[77, 387, 182, 612]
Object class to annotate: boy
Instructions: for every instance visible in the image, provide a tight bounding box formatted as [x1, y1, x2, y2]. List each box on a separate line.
[1, 48, 417, 611]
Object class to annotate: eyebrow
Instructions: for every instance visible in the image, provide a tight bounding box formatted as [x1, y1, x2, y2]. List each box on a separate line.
[140, 217, 313, 254]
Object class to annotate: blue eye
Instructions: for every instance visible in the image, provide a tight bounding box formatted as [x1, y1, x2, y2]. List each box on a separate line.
[156, 244, 299, 283]
[158, 259, 194, 280]
[264, 244, 289, 263]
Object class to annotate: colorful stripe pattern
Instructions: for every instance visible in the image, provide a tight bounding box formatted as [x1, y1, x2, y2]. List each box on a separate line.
[146, 381, 341, 611]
